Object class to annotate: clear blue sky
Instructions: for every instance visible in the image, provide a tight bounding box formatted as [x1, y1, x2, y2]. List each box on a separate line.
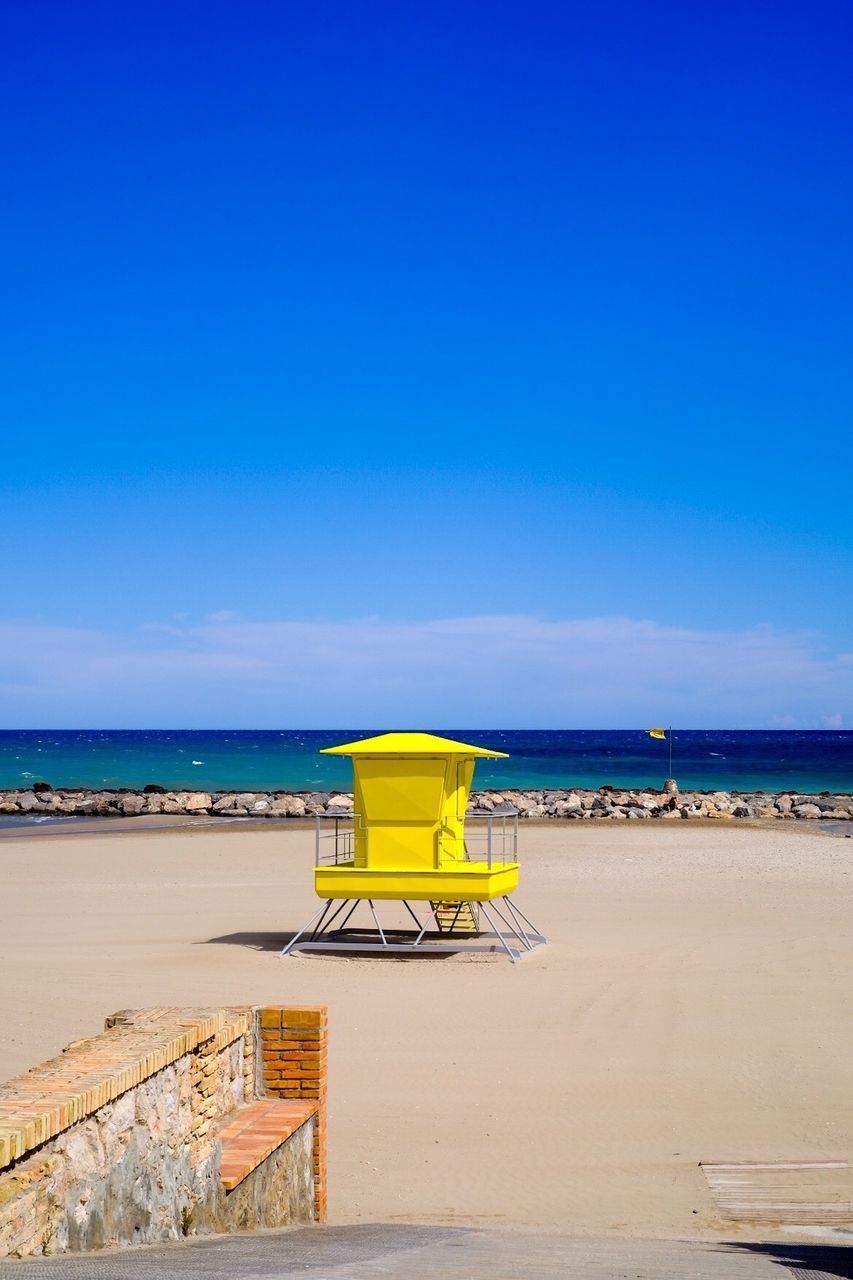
[1, 1, 851, 727]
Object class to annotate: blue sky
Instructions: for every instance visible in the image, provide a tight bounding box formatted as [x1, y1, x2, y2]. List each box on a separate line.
[1, 1, 851, 727]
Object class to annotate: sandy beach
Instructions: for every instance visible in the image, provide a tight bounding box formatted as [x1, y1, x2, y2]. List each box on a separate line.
[1, 822, 851, 1239]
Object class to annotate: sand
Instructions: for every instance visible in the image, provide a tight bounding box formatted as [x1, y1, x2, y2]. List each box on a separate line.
[1, 822, 851, 1238]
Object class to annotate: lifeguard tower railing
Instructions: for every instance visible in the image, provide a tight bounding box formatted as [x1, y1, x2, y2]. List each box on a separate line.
[314, 809, 519, 869]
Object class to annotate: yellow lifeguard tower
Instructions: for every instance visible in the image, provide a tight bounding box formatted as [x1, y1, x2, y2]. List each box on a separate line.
[282, 732, 545, 961]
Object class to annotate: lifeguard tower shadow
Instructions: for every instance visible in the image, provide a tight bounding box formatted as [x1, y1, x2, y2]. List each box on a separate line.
[282, 734, 547, 964]
[202, 926, 470, 960]
[202, 931, 297, 953]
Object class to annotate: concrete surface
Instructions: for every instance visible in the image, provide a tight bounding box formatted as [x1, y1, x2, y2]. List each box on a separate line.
[0, 1224, 852, 1278]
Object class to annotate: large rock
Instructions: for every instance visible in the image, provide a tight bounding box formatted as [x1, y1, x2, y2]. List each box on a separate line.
[814, 796, 846, 812]
[119, 794, 146, 816]
[793, 803, 821, 819]
[522, 804, 547, 818]
[326, 794, 353, 812]
[305, 793, 331, 808]
[707, 791, 731, 811]
[791, 795, 835, 812]
[76, 793, 115, 815]
[269, 795, 307, 818]
[32, 792, 61, 812]
[185, 792, 212, 812]
[16, 790, 41, 812]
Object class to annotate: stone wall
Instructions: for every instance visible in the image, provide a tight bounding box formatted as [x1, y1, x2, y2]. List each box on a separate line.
[1, 786, 851, 822]
[473, 788, 853, 822]
[0, 1006, 327, 1258]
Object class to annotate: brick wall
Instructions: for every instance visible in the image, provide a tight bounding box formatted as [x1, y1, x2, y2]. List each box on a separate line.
[258, 1006, 328, 1222]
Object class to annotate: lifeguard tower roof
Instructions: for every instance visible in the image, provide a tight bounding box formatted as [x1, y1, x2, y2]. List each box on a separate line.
[320, 732, 508, 758]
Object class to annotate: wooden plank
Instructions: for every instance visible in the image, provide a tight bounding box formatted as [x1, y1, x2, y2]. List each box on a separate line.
[701, 1160, 853, 1225]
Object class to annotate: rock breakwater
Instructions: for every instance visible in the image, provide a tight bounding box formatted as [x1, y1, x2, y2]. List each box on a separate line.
[1, 786, 851, 822]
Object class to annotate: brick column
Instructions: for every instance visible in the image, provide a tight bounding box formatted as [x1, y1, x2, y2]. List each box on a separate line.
[258, 1006, 328, 1223]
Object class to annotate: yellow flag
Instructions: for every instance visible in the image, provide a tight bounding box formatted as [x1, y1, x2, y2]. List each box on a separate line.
[647, 728, 667, 739]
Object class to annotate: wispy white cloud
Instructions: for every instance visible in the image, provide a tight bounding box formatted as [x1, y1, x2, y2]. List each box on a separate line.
[0, 614, 850, 727]
[205, 610, 241, 624]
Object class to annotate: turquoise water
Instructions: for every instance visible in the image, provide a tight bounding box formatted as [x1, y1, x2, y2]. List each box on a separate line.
[0, 730, 851, 793]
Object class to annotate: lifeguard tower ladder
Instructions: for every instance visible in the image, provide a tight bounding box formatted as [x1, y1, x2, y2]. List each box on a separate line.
[281, 732, 546, 961]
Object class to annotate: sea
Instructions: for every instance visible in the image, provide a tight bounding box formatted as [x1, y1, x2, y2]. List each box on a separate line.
[0, 730, 851, 795]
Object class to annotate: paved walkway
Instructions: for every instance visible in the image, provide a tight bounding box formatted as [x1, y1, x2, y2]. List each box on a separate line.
[1, 1224, 852, 1279]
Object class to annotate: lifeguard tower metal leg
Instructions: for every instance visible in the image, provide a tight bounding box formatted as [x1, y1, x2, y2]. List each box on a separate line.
[281, 895, 546, 962]
[279, 733, 548, 964]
